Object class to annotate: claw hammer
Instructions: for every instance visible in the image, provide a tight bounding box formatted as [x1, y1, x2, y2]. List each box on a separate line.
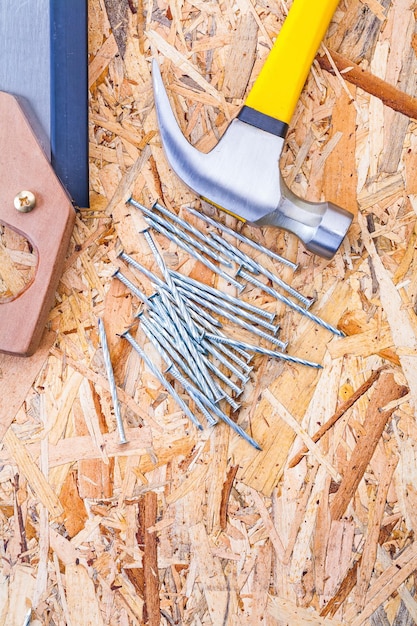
[152, 0, 353, 259]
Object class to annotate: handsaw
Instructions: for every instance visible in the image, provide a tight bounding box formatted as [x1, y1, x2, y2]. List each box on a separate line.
[0, 1, 89, 357]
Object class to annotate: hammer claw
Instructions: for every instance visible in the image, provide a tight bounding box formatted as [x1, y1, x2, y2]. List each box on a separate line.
[153, 60, 284, 221]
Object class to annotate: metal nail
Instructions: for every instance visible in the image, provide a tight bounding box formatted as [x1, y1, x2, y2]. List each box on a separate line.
[141, 313, 224, 422]
[208, 231, 260, 273]
[142, 313, 218, 413]
[176, 280, 279, 334]
[176, 286, 288, 350]
[171, 270, 276, 322]
[205, 333, 253, 374]
[204, 357, 243, 396]
[161, 360, 221, 426]
[183, 297, 223, 328]
[144, 210, 234, 270]
[141, 228, 202, 342]
[145, 217, 244, 293]
[152, 199, 241, 267]
[186, 206, 298, 270]
[118, 252, 222, 330]
[149, 213, 233, 267]
[98, 318, 127, 444]
[154, 347, 260, 448]
[128, 197, 233, 267]
[119, 255, 252, 365]
[156, 290, 223, 402]
[201, 338, 250, 387]
[215, 337, 252, 362]
[205, 333, 322, 369]
[187, 386, 261, 450]
[154, 292, 209, 362]
[118, 250, 165, 290]
[220, 391, 241, 412]
[140, 317, 218, 427]
[113, 269, 154, 308]
[150, 312, 240, 390]
[236, 268, 344, 337]
[123, 330, 204, 430]
[188, 310, 253, 364]
[156, 288, 205, 354]
[164, 364, 220, 427]
[141, 313, 188, 370]
[205, 231, 261, 273]
[186, 309, 254, 371]
[146, 308, 244, 405]
[209, 231, 313, 308]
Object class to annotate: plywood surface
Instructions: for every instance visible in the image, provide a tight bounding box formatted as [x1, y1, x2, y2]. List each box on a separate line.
[1, 0, 417, 623]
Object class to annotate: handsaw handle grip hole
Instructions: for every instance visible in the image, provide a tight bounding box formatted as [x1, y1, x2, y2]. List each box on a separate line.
[0, 223, 37, 303]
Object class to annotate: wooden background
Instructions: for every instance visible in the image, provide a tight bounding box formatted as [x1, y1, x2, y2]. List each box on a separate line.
[1, 0, 417, 623]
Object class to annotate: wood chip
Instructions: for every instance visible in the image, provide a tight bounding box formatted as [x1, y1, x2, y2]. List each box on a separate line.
[329, 373, 408, 521]
[0, 331, 55, 438]
[3, 427, 64, 521]
[66, 563, 105, 626]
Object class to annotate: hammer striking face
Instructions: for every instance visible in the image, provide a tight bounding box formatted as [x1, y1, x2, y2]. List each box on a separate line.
[153, 0, 354, 259]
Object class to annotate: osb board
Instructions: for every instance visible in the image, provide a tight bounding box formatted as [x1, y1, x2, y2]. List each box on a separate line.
[0, 0, 416, 623]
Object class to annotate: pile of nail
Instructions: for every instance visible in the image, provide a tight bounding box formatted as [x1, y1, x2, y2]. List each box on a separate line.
[112, 199, 342, 450]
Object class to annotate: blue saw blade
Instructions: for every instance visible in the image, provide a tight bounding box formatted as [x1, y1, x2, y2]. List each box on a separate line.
[0, 0, 89, 207]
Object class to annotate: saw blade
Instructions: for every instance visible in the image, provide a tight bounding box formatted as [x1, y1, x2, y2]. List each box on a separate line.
[0, 0, 89, 207]
[0, 0, 51, 157]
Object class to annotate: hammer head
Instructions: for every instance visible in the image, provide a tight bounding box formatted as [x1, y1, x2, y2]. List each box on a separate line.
[153, 61, 352, 259]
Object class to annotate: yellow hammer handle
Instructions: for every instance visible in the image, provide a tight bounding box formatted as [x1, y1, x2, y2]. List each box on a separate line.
[245, 0, 340, 125]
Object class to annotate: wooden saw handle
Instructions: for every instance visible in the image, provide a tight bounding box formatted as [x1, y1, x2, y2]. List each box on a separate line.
[244, 0, 340, 126]
[0, 92, 75, 356]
